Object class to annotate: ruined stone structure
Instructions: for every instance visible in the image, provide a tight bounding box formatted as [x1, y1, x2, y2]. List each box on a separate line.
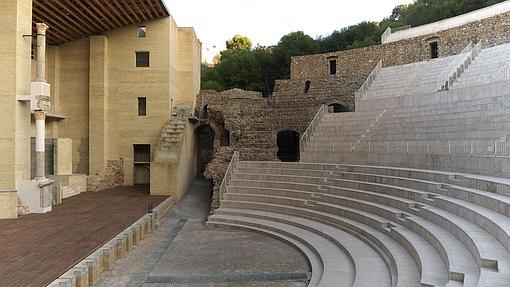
[199, 2, 510, 210]
[207, 3, 510, 286]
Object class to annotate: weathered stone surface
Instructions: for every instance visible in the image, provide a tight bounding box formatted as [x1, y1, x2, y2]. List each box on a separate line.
[87, 159, 124, 192]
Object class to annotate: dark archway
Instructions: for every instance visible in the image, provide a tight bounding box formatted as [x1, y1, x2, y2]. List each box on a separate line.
[328, 103, 348, 113]
[196, 125, 215, 179]
[277, 130, 300, 162]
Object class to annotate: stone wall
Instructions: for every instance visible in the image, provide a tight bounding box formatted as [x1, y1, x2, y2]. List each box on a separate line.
[291, 10, 510, 80]
[87, 159, 124, 192]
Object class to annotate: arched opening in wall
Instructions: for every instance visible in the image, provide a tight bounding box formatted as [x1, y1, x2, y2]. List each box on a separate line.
[196, 125, 215, 179]
[328, 103, 348, 113]
[277, 131, 300, 162]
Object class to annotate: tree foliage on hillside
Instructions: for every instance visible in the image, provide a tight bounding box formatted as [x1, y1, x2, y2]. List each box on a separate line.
[202, 0, 505, 95]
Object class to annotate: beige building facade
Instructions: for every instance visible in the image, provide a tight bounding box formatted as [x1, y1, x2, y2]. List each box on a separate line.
[0, 0, 201, 219]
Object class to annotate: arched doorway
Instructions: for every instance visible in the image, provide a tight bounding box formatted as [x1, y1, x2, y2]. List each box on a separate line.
[196, 125, 215, 179]
[328, 103, 348, 113]
[277, 130, 300, 162]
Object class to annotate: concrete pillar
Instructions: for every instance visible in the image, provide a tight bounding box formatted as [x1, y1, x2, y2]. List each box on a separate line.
[35, 23, 48, 82]
[34, 110, 46, 180]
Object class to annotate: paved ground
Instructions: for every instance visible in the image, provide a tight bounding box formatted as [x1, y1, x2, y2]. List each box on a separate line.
[95, 180, 310, 287]
[0, 186, 167, 287]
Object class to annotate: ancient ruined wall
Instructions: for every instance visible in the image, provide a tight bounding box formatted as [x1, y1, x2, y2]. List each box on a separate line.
[291, 10, 510, 80]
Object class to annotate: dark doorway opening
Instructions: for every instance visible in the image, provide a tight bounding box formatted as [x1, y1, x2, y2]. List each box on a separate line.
[328, 103, 348, 113]
[430, 41, 439, 59]
[329, 59, 337, 75]
[277, 131, 300, 162]
[134, 144, 150, 185]
[196, 125, 215, 179]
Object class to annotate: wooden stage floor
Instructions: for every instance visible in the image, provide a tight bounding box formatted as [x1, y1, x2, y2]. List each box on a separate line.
[0, 186, 167, 287]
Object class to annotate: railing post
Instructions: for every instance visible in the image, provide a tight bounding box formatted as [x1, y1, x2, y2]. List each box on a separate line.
[470, 140, 474, 156]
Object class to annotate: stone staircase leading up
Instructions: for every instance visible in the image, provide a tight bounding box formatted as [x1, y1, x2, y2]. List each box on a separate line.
[153, 120, 186, 163]
[207, 161, 510, 287]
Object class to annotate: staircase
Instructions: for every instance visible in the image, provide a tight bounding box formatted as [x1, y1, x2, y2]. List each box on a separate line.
[153, 120, 186, 163]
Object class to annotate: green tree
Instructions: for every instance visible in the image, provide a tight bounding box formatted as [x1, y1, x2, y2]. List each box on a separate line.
[217, 49, 263, 91]
[201, 64, 224, 91]
[272, 32, 320, 79]
[226, 34, 253, 50]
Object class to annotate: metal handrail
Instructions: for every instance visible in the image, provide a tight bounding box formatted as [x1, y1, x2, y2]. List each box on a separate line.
[300, 104, 326, 151]
[218, 151, 239, 201]
[310, 138, 510, 158]
[437, 41, 482, 90]
[354, 60, 383, 102]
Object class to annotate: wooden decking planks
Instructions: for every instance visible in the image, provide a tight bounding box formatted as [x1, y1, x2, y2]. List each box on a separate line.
[0, 186, 167, 287]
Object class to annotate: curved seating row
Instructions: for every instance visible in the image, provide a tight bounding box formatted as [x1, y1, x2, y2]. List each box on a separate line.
[207, 161, 510, 287]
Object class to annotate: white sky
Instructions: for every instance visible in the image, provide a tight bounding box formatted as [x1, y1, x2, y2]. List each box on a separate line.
[164, 0, 414, 62]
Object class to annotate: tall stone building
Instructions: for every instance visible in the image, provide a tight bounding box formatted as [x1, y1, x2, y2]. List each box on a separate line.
[0, 0, 201, 218]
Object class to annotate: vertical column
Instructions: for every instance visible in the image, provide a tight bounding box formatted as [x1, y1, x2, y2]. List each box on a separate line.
[36, 23, 48, 82]
[34, 111, 46, 180]
[34, 23, 48, 181]
[89, 36, 109, 174]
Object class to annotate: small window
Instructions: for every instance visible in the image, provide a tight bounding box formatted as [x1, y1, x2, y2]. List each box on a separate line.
[430, 41, 439, 59]
[136, 51, 150, 67]
[138, 26, 147, 38]
[304, 80, 311, 93]
[138, 97, 146, 116]
[329, 59, 337, 75]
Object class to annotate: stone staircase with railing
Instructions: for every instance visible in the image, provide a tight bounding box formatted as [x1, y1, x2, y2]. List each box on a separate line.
[207, 41, 510, 287]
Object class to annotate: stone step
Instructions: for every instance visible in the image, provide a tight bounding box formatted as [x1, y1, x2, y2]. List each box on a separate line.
[234, 167, 510, 216]
[212, 202, 422, 287]
[205, 219, 322, 287]
[62, 186, 80, 199]
[220, 199, 444, 286]
[214, 208, 394, 287]
[208, 213, 355, 287]
[231, 173, 510, 250]
[236, 161, 510, 196]
[226, 187, 481, 285]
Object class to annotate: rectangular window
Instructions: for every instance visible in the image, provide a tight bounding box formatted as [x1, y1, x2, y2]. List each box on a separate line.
[138, 97, 146, 116]
[430, 42, 439, 59]
[329, 59, 337, 75]
[136, 51, 150, 67]
[138, 26, 147, 38]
